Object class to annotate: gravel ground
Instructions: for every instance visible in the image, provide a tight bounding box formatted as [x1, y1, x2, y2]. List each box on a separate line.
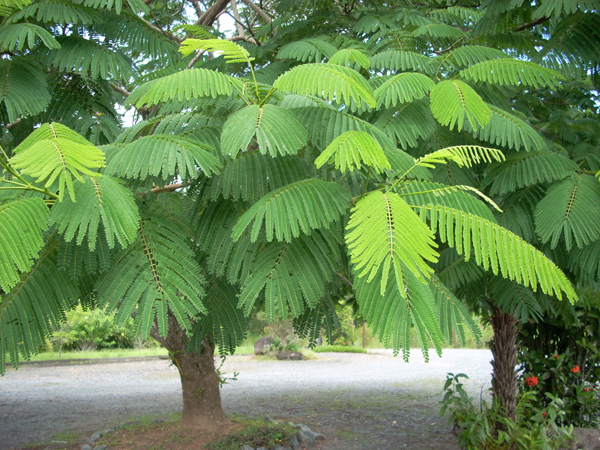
[0, 349, 493, 450]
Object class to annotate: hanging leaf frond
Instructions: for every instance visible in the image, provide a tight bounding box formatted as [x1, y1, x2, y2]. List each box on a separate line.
[232, 178, 350, 242]
[276, 37, 338, 62]
[373, 72, 435, 108]
[179, 38, 254, 64]
[370, 50, 435, 74]
[430, 80, 491, 132]
[0, 23, 59, 51]
[328, 48, 371, 69]
[9, 124, 105, 201]
[423, 204, 577, 302]
[535, 174, 600, 250]
[0, 246, 78, 374]
[472, 105, 546, 152]
[373, 99, 438, 149]
[188, 277, 248, 356]
[315, 130, 390, 173]
[220, 104, 307, 158]
[127, 68, 238, 108]
[294, 296, 342, 347]
[482, 152, 579, 196]
[106, 134, 221, 182]
[209, 153, 310, 202]
[460, 59, 565, 89]
[416, 145, 504, 169]
[96, 217, 207, 338]
[0, 58, 50, 123]
[48, 175, 140, 251]
[355, 267, 443, 362]
[0, 198, 48, 293]
[274, 63, 376, 110]
[346, 191, 438, 295]
[238, 231, 340, 321]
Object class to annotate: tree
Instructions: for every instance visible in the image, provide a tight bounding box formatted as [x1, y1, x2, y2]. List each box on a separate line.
[1, 0, 595, 434]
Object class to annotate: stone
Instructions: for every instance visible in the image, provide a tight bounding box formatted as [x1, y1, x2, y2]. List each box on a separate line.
[565, 427, 600, 450]
[276, 350, 303, 360]
[81, 445, 92, 450]
[95, 446, 108, 450]
[289, 435, 301, 450]
[88, 431, 102, 444]
[256, 447, 268, 450]
[254, 337, 276, 355]
[241, 445, 254, 450]
[297, 430, 317, 446]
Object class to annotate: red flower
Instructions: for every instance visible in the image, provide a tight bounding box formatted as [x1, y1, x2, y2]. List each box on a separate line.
[571, 365, 580, 374]
[542, 412, 548, 418]
[525, 376, 538, 387]
[554, 354, 559, 359]
[584, 387, 591, 392]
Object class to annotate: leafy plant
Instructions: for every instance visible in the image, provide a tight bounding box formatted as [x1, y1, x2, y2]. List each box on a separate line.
[441, 373, 573, 450]
[205, 420, 297, 450]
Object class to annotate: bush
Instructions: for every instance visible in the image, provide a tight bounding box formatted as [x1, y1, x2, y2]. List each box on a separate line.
[441, 373, 572, 450]
[50, 305, 142, 352]
[518, 289, 600, 428]
[205, 420, 297, 450]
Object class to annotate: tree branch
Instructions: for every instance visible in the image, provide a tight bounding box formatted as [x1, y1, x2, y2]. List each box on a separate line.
[239, 0, 272, 23]
[151, 181, 192, 194]
[514, 16, 549, 32]
[196, 0, 231, 27]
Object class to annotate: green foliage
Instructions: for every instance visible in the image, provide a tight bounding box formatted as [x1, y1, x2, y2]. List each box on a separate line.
[441, 373, 573, 450]
[50, 304, 136, 352]
[430, 80, 491, 132]
[314, 130, 390, 173]
[519, 290, 600, 427]
[460, 59, 565, 89]
[205, 420, 297, 450]
[220, 104, 307, 158]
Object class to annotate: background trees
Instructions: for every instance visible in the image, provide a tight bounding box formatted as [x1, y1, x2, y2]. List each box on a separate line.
[1, 0, 598, 436]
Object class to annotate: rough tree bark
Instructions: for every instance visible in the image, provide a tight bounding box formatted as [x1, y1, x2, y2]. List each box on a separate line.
[151, 312, 229, 429]
[489, 306, 519, 423]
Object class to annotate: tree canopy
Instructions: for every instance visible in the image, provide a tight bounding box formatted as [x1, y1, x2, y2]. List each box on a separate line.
[0, 0, 598, 399]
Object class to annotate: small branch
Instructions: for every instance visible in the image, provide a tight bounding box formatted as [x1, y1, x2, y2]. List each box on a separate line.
[187, 50, 206, 69]
[514, 16, 549, 32]
[229, 1, 258, 44]
[111, 84, 131, 97]
[5, 118, 21, 130]
[140, 16, 182, 44]
[150, 181, 192, 194]
[188, 0, 203, 18]
[336, 272, 353, 288]
[239, 0, 272, 23]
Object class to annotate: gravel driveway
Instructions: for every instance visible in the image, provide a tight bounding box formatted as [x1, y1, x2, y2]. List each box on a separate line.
[0, 349, 493, 450]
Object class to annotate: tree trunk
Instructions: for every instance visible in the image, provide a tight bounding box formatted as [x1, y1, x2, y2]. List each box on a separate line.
[489, 306, 519, 423]
[151, 313, 229, 429]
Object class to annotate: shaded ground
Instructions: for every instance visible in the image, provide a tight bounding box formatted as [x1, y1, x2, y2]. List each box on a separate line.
[0, 349, 492, 450]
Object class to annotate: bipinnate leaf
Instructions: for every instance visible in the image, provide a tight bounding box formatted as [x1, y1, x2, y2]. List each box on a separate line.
[423, 204, 577, 302]
[0, 198, 48, 293]
[179, 38, 254, 64]
[315, 131, 390, 173]
[274, 63, 376, 110]
[48, 175, 140, 251]
[355, 267, 443, 362]
[346, 191, 438, 296]
[373, 72, 435, 108]
[460, 59, 564, 89]
[535, 174, 600, 250]
[430, 80, 491, 132]
[9, 123, 105, 201]
[329, 48, 371, 69]
[416, 145, 504, 169]
[232, 179, 350, 242]
[97, 218, 207, 338]
[127, 68, 237, 108]
[220, 104, 307, 158]
[0, 23, 60, 51]
[106, 134, 221, 181]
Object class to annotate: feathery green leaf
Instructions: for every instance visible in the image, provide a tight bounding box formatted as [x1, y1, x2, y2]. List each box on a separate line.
[430, 80, 491, 131]
[315, 130, 390, 173]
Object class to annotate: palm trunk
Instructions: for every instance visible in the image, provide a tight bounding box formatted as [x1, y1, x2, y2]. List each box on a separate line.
[489, 306, 519, 423]
[152, 313, 229, 429]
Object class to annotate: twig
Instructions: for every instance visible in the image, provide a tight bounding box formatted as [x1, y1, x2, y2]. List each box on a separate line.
[239, 0, 272, 23]
[514, 16, 549, 32]
[151, 181, 192, 194]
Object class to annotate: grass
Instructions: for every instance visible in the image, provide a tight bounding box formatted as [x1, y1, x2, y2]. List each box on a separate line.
[26, 347, 168, 362]
[205, 419, 297, 450]
[313, 345, 367, 353]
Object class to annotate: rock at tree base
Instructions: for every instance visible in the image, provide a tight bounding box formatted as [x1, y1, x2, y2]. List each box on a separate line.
[276, 350, 303, 360]
[565, 427, 600, 450]
[254, 337, 276, 355]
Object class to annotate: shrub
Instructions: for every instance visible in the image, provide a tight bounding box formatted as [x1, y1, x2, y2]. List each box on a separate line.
[441, 373, 572, 450]
[518, 289, 600, 428]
